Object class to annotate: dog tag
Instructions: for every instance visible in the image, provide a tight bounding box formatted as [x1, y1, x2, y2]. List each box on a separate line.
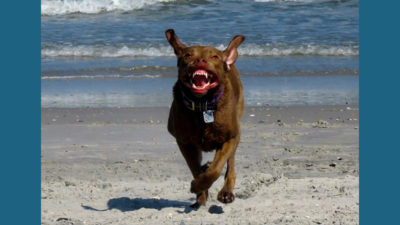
[203, 110, 214, 123]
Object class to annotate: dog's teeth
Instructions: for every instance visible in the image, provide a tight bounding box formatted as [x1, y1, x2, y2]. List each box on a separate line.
[193, 72, 209, 78]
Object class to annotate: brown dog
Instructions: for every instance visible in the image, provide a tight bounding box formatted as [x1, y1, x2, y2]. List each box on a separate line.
[165, 29, 245, 207]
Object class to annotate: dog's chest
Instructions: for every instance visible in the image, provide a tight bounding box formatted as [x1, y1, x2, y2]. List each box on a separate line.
[193, 121, 229, 151]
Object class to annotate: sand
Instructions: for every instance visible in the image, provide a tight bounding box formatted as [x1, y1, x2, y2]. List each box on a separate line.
[41, 106, 359, 225]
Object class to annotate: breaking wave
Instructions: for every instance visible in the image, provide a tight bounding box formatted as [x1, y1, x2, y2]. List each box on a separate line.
[41, 74, 162, 80]
[42, 44, 359, 58]
[41, 0, 176, 16]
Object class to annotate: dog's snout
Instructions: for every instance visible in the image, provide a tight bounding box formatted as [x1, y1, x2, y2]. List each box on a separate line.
[195, 58, 208, 67]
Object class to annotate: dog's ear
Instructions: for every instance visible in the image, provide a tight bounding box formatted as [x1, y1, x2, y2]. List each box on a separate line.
[165, 29, 186, 56]
[223, 35, 245, 70]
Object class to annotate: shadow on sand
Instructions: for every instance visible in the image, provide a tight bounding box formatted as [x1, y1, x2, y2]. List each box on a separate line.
[82, 197, 198, 213]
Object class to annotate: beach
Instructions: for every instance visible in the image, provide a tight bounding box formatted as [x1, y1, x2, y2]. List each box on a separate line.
[41, 105, 359, 225]
[41, 0, 359, 224]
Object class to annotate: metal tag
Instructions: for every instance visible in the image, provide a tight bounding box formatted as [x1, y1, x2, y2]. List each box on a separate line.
[203, 110, 214, 123]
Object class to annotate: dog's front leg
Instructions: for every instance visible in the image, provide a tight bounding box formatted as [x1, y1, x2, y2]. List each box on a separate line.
[190, 136, 239, 194]
[217, 153, 237, 203]
[177, 141, 208, 207]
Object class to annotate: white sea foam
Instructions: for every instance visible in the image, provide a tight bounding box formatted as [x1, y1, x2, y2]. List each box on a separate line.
[42, 44, 358, 58]
[41, 0, 175, 16]
[236, 44, 359, 57]
[254, 0, 328, 3]
[42, 45, 175, 57]
[41, 74, 162, 80]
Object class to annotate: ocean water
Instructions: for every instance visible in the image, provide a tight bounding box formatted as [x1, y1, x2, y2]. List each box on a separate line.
[41, 0, 359, 108]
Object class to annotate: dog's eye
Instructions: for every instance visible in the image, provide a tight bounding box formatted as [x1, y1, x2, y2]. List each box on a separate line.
[211, 55, 219, 60]
[184, 53, 192, 59]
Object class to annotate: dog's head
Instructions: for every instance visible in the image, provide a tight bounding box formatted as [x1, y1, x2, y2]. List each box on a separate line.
[165, 29, 245, 97]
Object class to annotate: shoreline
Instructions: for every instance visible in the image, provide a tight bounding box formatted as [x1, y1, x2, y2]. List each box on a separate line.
[42, 105, 359, 125]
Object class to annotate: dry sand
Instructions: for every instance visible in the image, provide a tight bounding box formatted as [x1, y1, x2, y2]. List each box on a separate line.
[41, 106, 359, 225]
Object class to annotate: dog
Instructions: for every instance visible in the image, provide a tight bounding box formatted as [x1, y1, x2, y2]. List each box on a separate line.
[165, 29, 245, 207]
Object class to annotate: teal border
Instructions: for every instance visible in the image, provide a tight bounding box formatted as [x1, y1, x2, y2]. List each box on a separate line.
[360, 1, 399, 224]
[1, 1, 40, 224]
[3, 0, 398, 224]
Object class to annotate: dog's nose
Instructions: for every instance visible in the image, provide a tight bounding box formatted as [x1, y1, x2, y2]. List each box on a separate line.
[195, 58, 208, 67]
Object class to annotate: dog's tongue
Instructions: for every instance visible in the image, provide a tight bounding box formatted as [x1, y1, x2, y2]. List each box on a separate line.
[193, 75, 208, 87]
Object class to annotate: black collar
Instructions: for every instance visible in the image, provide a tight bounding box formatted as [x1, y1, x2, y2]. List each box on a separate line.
[178, 82, 224, 112]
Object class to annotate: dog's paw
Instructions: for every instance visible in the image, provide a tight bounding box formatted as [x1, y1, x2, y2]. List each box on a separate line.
[190, 177, 210, 194]
[217, 190, 235, 204]
[191, 172, 216, 194]
[190, 191, 208, 208]
[190, 202, 202, 208]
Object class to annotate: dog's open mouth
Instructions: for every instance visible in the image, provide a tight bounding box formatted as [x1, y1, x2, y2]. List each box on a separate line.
[189, 69, 219, 94]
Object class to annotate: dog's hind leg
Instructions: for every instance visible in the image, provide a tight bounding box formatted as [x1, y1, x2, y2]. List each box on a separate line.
[177, 141, 208, 207]
[217, 154, 236, 203]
